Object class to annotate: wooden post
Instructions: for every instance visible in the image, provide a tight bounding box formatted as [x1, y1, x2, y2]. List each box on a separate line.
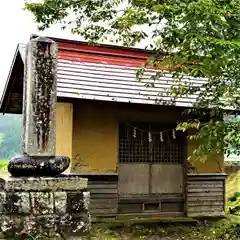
[8, 37, 70, 177]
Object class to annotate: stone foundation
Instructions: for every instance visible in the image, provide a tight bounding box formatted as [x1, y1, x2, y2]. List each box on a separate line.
[0, 175, 90, 239]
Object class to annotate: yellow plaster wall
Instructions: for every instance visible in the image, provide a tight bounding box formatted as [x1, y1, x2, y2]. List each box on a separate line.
[56, 102, 73, 160]
[187, 138, 224, 173]
[71, 102, 118, 173]
[68, 100, 223, 174]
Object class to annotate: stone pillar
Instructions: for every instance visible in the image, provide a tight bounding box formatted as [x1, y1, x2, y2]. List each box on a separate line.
[8, 37, 69, 177]
[2, 36, 91, 239]
[22, 36, 57, 156]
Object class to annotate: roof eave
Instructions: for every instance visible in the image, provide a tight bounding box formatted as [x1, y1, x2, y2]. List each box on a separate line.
[30, 33, 155, 56]
[0, 44, 24, 114]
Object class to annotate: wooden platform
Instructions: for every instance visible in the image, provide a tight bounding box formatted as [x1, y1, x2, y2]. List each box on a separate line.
[74, 173, 227, 220]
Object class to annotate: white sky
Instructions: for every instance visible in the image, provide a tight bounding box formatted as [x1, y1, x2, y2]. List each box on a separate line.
[0, 0, 80, 99]
[0, 0, 152, 100]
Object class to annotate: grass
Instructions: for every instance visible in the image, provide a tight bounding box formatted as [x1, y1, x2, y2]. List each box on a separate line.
[86, 224, 201, 239]
[226, 170, 240, 222]
[226, 171, 240, 200]
[0, 159, 9, 178]
[0, 159, 9, 169]
[86, 218, 240, 240]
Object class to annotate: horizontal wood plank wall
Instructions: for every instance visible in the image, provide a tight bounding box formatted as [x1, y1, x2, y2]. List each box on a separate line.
[77, 174, 118, 218]
[187, 173, 227, 218]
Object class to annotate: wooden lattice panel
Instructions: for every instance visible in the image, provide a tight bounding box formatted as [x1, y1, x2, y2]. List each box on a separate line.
[119, 123, 184, 164]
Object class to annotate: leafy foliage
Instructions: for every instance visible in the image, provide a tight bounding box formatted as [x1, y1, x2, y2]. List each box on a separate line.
[25, 0, 240, 159]
[206, 219, 240, 240]
[229, 191, 240, 216]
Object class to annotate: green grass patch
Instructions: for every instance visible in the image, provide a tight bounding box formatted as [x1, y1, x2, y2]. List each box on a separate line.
[85, 218, 240, 240]
[0, 160, 9, 178]
[227, 171, 240, 200]
[0, 160, 8, 169]
[226, 171, 240, 217]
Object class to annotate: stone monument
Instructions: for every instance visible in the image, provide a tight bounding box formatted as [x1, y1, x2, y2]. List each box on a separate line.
[9, 36, 69, 176]
[0, 37, 90, 239]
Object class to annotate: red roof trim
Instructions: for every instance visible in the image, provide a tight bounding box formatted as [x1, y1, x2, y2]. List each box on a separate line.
[57, 42, 149, 60]
[30, 34, 151, 60]
[58, 51, 147, 67]
[29, 34, 177, 70]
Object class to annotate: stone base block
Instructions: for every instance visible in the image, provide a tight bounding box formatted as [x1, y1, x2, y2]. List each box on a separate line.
[0, 175, 90, 239]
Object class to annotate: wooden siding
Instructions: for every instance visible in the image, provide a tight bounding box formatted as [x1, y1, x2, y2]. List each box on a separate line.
[187, 173, 227, 218]
[78, 174, 118, 217]
[119, 194, 184, 216]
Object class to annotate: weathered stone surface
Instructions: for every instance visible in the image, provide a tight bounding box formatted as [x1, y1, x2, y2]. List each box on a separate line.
[66, 191, 90, 215]
[0, 215, 38, 239]
[0, 211, 90, 239]
[59, 212, 90, 237]
[0, 178, 5, 190]
[0, 189, 90, 239]
[63, 191, 91, 237]
[83, 191, 90, 211]
[37, 214, 58, 238]
[2, 175, 87, 192]
[67, 192, 86, 213]
[22, 37, 58, 157]
[54, 192, 67, 215]
[8, 37, 70, 177]
[0, 35, 91, 239]
[5, 192, 30, 214]
[19, 193, 31, 213]
[0, 216, 22, 238]
[31, 192, 54, 215]
[4, 194, 21, 214]
[0, 175, 88, 195]
[0, 192, 5, 213]
[23, 215, 38, 235]
[8, 155, 70, 177]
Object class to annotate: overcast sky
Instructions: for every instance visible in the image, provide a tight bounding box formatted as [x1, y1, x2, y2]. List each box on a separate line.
[0, 0, 79, 98]
[0, 0, 152, 101]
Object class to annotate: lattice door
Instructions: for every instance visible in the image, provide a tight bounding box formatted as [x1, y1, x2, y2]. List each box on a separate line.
[118, 122, 185, 196]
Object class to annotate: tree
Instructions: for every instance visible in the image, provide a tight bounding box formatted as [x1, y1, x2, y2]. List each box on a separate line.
[25, 0, 240, 161]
